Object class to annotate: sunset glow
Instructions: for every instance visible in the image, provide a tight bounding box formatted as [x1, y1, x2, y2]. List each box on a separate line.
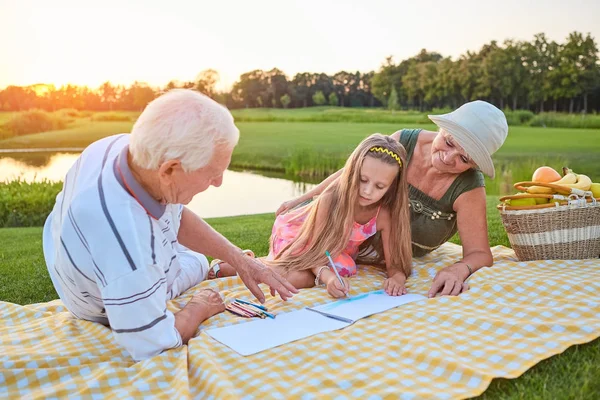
[1, 0, 599, 91]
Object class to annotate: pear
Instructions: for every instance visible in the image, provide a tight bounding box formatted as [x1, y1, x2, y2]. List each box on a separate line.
[506, 193, 537, 207]
[590, 183, 600, 198]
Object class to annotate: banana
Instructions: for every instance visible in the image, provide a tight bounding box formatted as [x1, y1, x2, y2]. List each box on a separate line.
[557, 173, 592, 191]
[550, 173, 578, 185]
[526, 185, 554, 194]
[525, 168, 592, 194]
[526, 170, 579, 194]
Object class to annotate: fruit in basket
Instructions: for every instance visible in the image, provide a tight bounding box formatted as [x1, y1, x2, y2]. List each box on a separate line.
[526, 168, 591, 194]
[531, 166, 561, 183]
[553, 172, 592, 191]
[551, 171, 578, 185]
[534, 197, 549, 204]
[526, 185, 554, 194]
[591, 183, 600, 198]
[506, 194, 537, 206]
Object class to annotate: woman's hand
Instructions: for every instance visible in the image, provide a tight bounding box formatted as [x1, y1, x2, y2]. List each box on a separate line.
[383, 273, 407, 296]
[428, 263, 470, 298]
[276, 197, 304, 216]
[326, 275, 350, 298]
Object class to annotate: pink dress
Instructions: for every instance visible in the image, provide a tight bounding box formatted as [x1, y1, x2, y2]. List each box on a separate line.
[268, 204, 380, 277]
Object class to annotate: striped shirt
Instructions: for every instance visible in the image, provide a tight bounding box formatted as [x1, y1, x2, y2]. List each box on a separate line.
[43, 134, 200, 361]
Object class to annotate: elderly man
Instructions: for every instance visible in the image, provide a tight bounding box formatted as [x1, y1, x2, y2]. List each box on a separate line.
[42, 89, 297, 361]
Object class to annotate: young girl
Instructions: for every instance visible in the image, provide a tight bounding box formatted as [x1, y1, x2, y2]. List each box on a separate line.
[209, 134, 413, 298]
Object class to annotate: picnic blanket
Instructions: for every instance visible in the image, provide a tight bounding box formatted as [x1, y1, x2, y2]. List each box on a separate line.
[1, 243, 599, 399]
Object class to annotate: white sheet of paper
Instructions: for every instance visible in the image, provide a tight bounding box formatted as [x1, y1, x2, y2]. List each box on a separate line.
[205, 308, 350, 356]
[307, 290, 426, 322]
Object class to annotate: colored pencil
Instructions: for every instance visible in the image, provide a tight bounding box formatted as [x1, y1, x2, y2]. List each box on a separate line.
[325, 250, 346, 295]
[235, 298, 268, 311]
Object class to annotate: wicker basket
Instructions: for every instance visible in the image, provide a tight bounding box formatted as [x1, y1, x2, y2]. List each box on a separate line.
[497, 182, 600, 261]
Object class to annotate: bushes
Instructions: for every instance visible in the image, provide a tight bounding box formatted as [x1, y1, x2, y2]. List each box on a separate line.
[2, 110, 68, 137]
[91, 112, 132, 122]
[528, 112, 600, 129]
[503, 109, 535, 126]
[0, 180, 62, 227]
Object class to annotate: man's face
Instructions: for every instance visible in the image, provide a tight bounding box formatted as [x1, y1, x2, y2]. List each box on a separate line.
[158, 144, 233, 205]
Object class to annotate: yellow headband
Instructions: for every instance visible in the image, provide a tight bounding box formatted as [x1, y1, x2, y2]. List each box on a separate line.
[368, 146, 403, 167]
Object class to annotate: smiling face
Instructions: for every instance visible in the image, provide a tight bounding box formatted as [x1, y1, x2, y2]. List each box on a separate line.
[430, 129, 478, 174]
[157, 144, 233, 205]
[357, 156, 400, 207]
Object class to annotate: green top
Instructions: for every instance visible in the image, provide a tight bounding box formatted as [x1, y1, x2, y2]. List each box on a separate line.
[399, 129, 485, 257]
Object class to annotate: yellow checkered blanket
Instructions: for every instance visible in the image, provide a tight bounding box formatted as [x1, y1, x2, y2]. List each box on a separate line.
[1, 243, 599, 399]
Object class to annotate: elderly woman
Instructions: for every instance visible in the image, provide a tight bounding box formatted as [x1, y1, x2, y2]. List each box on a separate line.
[43, 89, 297, 361]
[277, 100, 508, 298]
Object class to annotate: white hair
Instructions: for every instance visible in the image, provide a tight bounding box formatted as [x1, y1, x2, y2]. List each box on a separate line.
[129, 89, 239, 172]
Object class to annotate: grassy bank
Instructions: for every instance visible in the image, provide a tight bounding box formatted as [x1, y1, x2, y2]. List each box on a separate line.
[0, 203, 598, 399]
[1, 109, 599, 196]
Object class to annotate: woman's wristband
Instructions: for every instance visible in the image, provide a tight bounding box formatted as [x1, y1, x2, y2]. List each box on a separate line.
[457, 261, 473, 277]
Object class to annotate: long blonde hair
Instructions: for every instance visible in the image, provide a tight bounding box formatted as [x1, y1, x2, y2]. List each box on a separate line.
[267, 134, 412, 277]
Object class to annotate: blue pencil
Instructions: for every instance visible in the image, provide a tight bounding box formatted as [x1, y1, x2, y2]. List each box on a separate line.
[325, 250, 346, 295]
[235, 298, 268, 311]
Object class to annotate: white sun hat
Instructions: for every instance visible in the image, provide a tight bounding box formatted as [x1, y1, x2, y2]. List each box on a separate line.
[428, 100, 508, 179]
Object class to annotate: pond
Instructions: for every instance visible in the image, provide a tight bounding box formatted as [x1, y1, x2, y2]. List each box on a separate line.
[0, 151, 316, 218]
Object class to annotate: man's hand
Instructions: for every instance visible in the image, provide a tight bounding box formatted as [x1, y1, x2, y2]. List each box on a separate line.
[233, 253, 298, 303]
[175, 289, 225, 344]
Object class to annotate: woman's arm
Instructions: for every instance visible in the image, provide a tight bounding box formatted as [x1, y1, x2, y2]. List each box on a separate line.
[378, 207, 407, 296]
[276, 169, 343, 216]
[428, 187, 493, 297]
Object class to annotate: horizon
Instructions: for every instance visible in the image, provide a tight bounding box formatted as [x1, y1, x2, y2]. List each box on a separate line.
[1, 0, 599, 91]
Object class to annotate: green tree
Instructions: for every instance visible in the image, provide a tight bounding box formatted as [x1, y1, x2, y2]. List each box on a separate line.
[420, 61, 439, 108]
[195, 69, 219, 98]
[388, 86, 400, 111]
[522, 33, 556, 111]
[402, 62, 423, 110]
[280, 94, 291, 108]
[312, 90, 326, 106]
[328, 92, 339, 106]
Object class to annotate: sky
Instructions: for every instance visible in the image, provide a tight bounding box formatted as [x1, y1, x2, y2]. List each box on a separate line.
[1, 0, 599, 91]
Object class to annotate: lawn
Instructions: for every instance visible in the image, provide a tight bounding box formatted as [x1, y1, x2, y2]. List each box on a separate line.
[0, 198, 598, 398]
[2, 116, 599, 193]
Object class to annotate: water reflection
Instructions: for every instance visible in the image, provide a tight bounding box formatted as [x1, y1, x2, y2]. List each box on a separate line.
[188, 171, 315, 218]
[0, 153, 81, 182]
[0, 153, 316, 218]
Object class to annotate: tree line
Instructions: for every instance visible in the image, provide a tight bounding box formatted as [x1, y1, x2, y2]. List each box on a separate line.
[1, 32, 599, 114]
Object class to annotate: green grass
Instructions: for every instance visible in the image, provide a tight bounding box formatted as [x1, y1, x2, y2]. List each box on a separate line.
[0, 118, 132, 149]
[0, 111, 17, 124]
[230, 106, 432, 124]
[0, 199, 598, 398]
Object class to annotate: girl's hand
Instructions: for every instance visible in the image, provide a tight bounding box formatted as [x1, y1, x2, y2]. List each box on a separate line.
[326, 276, 350, 298]
[383, 273, 407, 296]
[276, 198, 303, 216]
